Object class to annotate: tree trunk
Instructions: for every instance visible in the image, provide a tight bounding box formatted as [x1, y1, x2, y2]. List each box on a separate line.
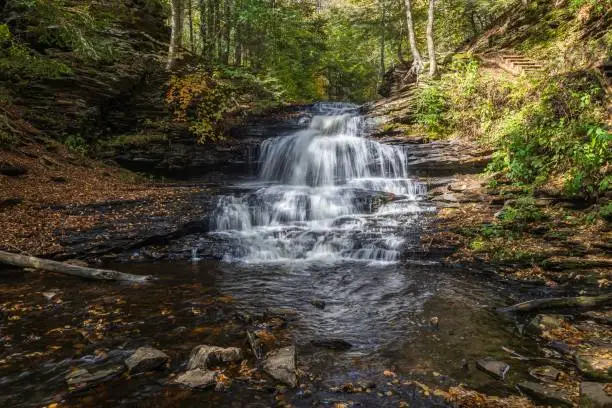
[497, 293, 612, 313]
[166, 0, 184, 70]
[188, 0, 195, 52]
[223, 0, 232, 64]
[379, 0, 386, 82]
[426, 0, 437, 76]
[403, 0, 423, 74]
[0, 250, 152, 282]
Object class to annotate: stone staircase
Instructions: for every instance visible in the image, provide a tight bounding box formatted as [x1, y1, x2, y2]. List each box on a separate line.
[481, 52, 544, 76]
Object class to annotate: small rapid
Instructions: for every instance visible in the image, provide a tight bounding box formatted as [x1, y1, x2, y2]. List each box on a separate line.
[210, 103, 431, 263]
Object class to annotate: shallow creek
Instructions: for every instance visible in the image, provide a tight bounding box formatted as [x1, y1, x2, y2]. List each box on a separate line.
[0, 103, 544, 407]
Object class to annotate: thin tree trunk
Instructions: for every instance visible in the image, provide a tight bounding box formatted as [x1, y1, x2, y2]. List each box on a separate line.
[188, 0, 195, 52]
[0, 250, 152, 282]
[166, 0, 184, 70]
[379, 0, 386, 82]
[223, 0, 232, 64]
[403, 0, 423, 74]
[426, 0, 437, 76]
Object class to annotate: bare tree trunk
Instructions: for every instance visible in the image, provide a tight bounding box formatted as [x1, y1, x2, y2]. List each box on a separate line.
[379, 0, 386, 82]
[166, 0, 184, 70]
[0, 250, 152, 282]
[403, 0, 423, 74]
[188, 0, 195, 52]
[223, 0, 232, 64]
[426, 0, 437, 76]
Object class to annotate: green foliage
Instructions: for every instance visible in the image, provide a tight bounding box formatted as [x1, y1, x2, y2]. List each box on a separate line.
[498, 197, 547, 228]
[414, 83, 449, 137]
[63, 134, 88, 154]
[0, 24, 71, 79]
[429, 58, 609, 198]
[12, 0, 119, 62]
[487, 72, 609, 197]
[600, 203, 612, 222]
[166, 68, 283, 142]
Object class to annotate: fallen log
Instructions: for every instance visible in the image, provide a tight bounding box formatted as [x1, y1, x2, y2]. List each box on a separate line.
[497, 292, 612, 313]
[0, 250, 152, 282]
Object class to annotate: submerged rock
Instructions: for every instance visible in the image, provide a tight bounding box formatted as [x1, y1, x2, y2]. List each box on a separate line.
[187, 345, 243, 370]
[310, 299, 326, 309]
[174, 369, 217, 389]
[263, 346, 298, 388]
[125, 346, 170, 374]
[576, 347, 612, 381]
[264, 307, 300, 321]
[66, 365, 125, 391]
[476, 359, 510, 380]
[580, 382, 612, 407]
[517, 381, 572, 407]
[311, 338, 353, 351]
[526, 314, 567, 335]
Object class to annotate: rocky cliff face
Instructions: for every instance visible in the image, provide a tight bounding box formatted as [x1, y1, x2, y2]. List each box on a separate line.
[2, 0, 169, 142]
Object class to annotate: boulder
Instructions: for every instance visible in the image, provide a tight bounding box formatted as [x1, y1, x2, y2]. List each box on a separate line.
[526, 314, 567, 335]
[263, 346, 298, 388]
[517, 381, 572, 407]
[66, 364, 125, 391]
[124, 346, 170, 374]
[174, 369, 217, 389]
[576, 347, 612, 381]
[187, 345, 243, 370]
[580, 382, 612, 407]
[476, 359, 510, 380]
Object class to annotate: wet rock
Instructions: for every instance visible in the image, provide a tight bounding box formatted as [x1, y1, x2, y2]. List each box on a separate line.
[124, 346, 170, 374]
[582, 310, 612, 326]
[476, 359, 510, 380]
[529, 366, 563, 382]
[576, 347, 612, 381]
[236, 310, 263, 324]
[580, 382, 612, 407]
[174, 369, 217, 389]
[517, 381, 572, 407]
[66, 365, 125, 391]
[310, 299, 326, 309]
[263, 346, 298, 388]
[187, 345, 243, 370]
[526, 314, 567, 335]
[264, 307, 299, 321]
[311, 338, 352, 351]
[549, 340, 573, 356]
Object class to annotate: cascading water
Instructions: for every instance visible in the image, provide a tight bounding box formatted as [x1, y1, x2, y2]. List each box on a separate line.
[210, 103, 430, 263]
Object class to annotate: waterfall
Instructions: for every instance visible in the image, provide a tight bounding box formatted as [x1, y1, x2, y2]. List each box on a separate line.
[210, 103, 428, 263]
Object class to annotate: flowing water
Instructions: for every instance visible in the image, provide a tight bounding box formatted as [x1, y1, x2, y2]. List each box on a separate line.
[210, 103, 430, 264]
[0, 103, 544, 407]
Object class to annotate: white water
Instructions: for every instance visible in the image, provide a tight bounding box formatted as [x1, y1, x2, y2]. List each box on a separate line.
[210, 103, 430, 263]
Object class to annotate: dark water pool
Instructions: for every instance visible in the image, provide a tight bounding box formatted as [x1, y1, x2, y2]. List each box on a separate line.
[0, 260, 542, 407]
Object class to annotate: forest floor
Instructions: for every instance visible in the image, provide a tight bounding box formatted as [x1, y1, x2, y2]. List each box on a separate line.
[0, 140, 213, 259]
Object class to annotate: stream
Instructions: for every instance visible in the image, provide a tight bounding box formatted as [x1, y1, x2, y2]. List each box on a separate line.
[0, 103, 544, 407]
